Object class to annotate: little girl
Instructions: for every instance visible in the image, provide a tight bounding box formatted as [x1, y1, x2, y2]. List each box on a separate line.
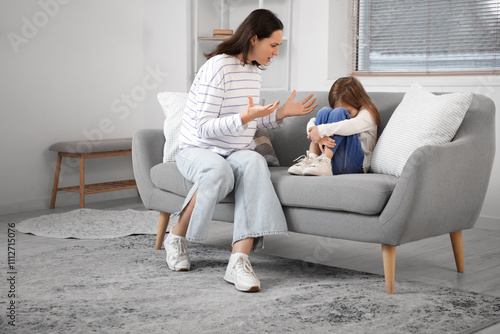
[288, 76, 380, 176]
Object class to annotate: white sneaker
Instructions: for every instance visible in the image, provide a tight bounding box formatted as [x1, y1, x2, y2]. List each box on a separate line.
[288, 151, 315, 175]
[223, 257, 261, 292]
[302, 155, 333, 176]
[164, 233, 190, 272]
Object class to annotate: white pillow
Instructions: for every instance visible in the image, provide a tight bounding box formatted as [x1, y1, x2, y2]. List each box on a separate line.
[371, 83, 472, 177]
[157, 92, 188, 162]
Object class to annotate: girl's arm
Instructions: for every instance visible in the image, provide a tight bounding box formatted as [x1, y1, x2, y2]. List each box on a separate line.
[315, 108, 376, 138]
[306, 117, 316, 135]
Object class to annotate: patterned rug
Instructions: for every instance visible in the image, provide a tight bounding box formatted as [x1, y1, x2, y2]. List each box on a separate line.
[15, 208, 158, 238]
[5, 233, 500, 333]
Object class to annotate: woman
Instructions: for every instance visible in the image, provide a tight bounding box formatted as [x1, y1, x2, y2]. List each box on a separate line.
[165, 9, 317, 292]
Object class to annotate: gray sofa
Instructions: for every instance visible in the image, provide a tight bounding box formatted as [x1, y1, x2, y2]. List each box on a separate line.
[132, 91, 496, 294]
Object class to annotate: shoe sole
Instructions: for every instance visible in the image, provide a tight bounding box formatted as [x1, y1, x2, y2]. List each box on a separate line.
[166, 262, 190, 272]
[223, 275, 261, 292]
[302, 171, 321, 176]
[302, 170, 332, 176]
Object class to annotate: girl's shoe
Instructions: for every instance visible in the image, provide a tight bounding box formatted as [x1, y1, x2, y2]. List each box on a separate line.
[302, 155, 333, 176]
[288, 151, 315, 175]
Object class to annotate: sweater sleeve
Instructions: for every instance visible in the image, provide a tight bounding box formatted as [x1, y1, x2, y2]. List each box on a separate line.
[256, 109, 282, 130]
[195, 69, 247, 140]
[316, 108, 375, 138]
[306, 117, 316, 135]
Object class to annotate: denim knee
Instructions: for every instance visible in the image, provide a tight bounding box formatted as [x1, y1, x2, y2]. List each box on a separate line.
[228, 150, 270, 179]
[242, 151, 269, 175]
[328, 107, 350, 123]
[315, 107, 334, 125]
[315, 107, 350, 125]
[200, 160, 235, 200]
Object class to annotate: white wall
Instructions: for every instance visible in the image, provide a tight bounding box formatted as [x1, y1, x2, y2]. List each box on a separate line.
[142, 0, 191, 129]
[0, 0, 144, 213]
[1, 0, 498, 222]
[288, 0, 331, 91]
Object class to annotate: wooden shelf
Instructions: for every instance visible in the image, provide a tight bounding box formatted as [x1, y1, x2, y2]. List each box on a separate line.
[58, 179, 137, 195]
[198, 36, 232, 41]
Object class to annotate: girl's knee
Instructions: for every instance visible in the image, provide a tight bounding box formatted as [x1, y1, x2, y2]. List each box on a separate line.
[316, 107, 350, 125]
[315, 107, 334, 125]
[329, 107, 350, 122]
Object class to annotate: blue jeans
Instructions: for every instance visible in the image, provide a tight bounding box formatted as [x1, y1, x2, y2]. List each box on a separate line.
[174, 148, 288, 251]
[315, 107, 364, 175]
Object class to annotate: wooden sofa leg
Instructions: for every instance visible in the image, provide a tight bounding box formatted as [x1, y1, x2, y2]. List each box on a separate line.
[382, 244, 396, 294]
[155, 212, 171, 250]
[450, 231, 465, 273]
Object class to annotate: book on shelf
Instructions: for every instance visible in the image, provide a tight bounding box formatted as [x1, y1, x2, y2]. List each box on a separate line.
[213, 29, 233, 36]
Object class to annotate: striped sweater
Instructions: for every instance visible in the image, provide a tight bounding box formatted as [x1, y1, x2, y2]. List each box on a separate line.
[179, 54, 281, 156]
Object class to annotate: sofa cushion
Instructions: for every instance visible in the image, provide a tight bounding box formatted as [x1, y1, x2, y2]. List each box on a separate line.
[158, 91, 188, 163]
[254, 129, 280, 167]
[371, 83, 472, 177]
[151, 163, 397, 215]
[270, 168, 398, 215]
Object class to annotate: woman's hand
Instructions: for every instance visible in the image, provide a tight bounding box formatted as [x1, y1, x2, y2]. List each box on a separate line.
[277, 90, 318, 120]
[308, 126, 336, 154]
[241, 96, 280, 125]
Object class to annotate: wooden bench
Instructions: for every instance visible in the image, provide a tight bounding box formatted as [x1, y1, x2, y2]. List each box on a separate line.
[49, 138, 137, 209]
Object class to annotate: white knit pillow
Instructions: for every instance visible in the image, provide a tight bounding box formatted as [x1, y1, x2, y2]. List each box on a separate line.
[157, 92, 188, 162]
[371, 83, 472, 177]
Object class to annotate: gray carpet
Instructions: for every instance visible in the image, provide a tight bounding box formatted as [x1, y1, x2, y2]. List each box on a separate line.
[6, 234, 500, 333]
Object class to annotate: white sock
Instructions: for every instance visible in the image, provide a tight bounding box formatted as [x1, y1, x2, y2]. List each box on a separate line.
[168, 232, 184, 239]
[309, 152, 319, 159]
[226, 253, 249, 273]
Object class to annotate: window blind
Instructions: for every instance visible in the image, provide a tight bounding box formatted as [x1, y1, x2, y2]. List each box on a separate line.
[352, 0, 500, 75]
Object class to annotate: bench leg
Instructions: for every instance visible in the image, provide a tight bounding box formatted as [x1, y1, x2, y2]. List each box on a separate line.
[79, 156, 85, 208]
[50, 153, 62, 209]
[155, 212, 171, 250]
[382, 244, 396, 294]
[450, 231, 465, 273]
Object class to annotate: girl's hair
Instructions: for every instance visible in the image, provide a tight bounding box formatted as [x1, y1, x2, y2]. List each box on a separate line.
[205, 9, 283, 69]
[328, 76, 380, 125]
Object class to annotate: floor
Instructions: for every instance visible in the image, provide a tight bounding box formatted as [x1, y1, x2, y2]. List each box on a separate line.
[1, 195, 499, 333]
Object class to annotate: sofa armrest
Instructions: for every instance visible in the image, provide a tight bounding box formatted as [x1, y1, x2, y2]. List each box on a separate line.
[379, 95, 496, 245]
[132, 129, 165, 209]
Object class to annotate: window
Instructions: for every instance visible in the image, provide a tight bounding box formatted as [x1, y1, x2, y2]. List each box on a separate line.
[352, 0, 500, 75]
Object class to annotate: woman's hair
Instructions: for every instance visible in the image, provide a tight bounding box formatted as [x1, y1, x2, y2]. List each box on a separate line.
[205, 9, 283, 69]
[328, 76, 380, 125]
